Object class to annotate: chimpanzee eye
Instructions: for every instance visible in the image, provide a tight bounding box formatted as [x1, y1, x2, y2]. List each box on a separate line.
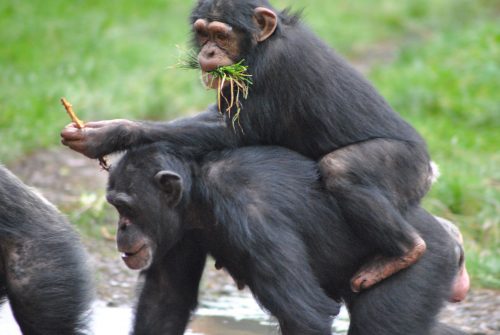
[196, 29, 209, 44]
[114, 201, 135, 218]
[214, 32, 230, 48]
[121, 207, 136, 219]
[197, 30, 208, 37]
[215, 32, 226, 41]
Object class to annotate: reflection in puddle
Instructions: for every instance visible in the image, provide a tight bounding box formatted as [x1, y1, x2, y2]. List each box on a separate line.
[0, 293, 349, 334]
[189, 316, 276, 335]
[195, 293, 349, 335]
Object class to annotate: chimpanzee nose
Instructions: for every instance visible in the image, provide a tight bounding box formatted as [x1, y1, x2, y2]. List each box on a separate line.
[205, 49, 215, 58]
[119, 218, 131, 231]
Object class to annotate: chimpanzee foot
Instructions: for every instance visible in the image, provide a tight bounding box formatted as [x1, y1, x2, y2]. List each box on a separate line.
[351, 236, 427, 292]
[350, 255, 387, 292]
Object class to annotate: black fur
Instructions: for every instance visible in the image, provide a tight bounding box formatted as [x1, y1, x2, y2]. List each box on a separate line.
[0, 166, 93, 335]
[108, 143, 466, 335]
[99, 0, 434, 260]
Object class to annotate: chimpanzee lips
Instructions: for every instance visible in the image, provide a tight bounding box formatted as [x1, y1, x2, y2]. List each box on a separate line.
[201, 71, 230, 90]
[120, 244, 151, 270]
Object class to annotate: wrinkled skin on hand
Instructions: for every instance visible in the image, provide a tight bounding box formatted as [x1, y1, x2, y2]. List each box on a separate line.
[61, 119, 136, 159]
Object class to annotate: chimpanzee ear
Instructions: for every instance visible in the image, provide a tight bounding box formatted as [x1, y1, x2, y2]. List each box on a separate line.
[254, 7, 278, 42]
[154, 171, 183, 207]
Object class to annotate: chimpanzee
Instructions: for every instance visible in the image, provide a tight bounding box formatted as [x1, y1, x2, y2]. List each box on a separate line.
[61, 0, 469, 295]
[106, 143, 467, 335]
[0, 165, 93, 335]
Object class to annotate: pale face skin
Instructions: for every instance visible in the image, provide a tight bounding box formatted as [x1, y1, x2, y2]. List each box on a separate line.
[193, 7, 278, 89]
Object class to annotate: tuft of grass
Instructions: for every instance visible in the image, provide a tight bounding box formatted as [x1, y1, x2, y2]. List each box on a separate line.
[209, 60, 253, 130]
[175, 47, 200, 71]
[177, 50, 252, 130]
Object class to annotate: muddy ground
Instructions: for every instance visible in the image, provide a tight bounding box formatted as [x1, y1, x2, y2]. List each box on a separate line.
[7, 148, 500, 335]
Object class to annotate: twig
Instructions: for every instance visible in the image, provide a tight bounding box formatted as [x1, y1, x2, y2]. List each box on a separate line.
[60, 97, 110, 171]
[61, 98, 84, 129]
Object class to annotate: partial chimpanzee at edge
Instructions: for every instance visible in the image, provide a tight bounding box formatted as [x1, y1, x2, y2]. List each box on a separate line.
[0, 166, 93, 335]
[106, 143, 467, 335]
[61, 0, 468, 295]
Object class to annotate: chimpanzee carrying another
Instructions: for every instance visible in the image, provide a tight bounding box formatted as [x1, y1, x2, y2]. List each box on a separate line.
[61, 0, 468, 296]
[106, 143, 467, 335]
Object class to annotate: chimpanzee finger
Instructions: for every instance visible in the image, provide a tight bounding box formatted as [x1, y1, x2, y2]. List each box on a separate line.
[81, 120, 110, 128]
[61, 137, 90, 155]
[61, 124, 85, 140]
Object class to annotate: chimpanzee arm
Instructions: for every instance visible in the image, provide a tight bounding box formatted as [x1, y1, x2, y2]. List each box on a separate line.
[222, 217, 339, 335]
[61, 105, 239, 159]
[245, 231, 339, 335]
[132, 234, 207, 335]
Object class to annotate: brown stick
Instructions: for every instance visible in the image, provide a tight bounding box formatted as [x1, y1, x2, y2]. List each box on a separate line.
[60, 98, 110, 171]
[60, 97, 85, 129]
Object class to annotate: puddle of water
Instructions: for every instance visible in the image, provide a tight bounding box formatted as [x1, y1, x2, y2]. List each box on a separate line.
[197, 293, 349, 334]
[189, 316, 276, 335]
[0, 294, 349, 334]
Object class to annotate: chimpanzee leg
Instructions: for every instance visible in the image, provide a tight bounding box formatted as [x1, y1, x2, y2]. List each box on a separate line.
[346, 208, 460, 335]
[319, 138, 432, 292]
[5, 239, 92, 335]
[132, 233, 206, 335]
[245, 232, 339, 335]
[0, 265, 6, 304]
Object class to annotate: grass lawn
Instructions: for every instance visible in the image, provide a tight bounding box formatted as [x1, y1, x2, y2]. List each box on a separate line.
[1, 0, 498, 288]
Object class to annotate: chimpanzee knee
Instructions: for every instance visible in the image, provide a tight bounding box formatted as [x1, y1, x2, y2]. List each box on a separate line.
[319, 140, 423, 256]
[319, 138, 431, 208]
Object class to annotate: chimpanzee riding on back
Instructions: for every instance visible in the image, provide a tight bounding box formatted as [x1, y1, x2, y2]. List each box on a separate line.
[61, 0, 468, 293]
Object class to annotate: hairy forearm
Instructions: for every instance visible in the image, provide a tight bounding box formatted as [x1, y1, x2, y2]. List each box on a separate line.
[133, 300, 192, 335]
[125, 107, 239, 156]
[133, 237, 206, 335]
[61, 106, 241, 159]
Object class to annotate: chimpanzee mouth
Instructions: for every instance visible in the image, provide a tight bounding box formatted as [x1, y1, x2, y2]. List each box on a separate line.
[201, 71, 229, 90]
[121, 244, 146, 258]
[120, 244, 151, 270]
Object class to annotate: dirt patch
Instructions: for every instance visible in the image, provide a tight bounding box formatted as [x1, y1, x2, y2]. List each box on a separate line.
[440, 290, 500, 335]
[7, 148, 500, 334]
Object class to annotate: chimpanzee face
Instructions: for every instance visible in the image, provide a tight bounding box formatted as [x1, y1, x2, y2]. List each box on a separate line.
[191, 1, 278, 89]
[107, 165, 185, 271]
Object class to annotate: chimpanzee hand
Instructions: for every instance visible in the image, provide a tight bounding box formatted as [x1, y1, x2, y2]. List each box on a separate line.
[61, 119, 137, 158]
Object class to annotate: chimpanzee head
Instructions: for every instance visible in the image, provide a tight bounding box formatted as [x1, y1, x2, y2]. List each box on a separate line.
[106, 145, 192, 270]
[190, 0, 278, 89]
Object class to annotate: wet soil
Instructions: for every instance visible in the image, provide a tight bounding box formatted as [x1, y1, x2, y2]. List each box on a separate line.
[7, 148, 500, 335]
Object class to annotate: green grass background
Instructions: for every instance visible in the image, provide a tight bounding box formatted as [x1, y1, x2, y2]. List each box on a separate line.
[1, 0, 498, 288]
